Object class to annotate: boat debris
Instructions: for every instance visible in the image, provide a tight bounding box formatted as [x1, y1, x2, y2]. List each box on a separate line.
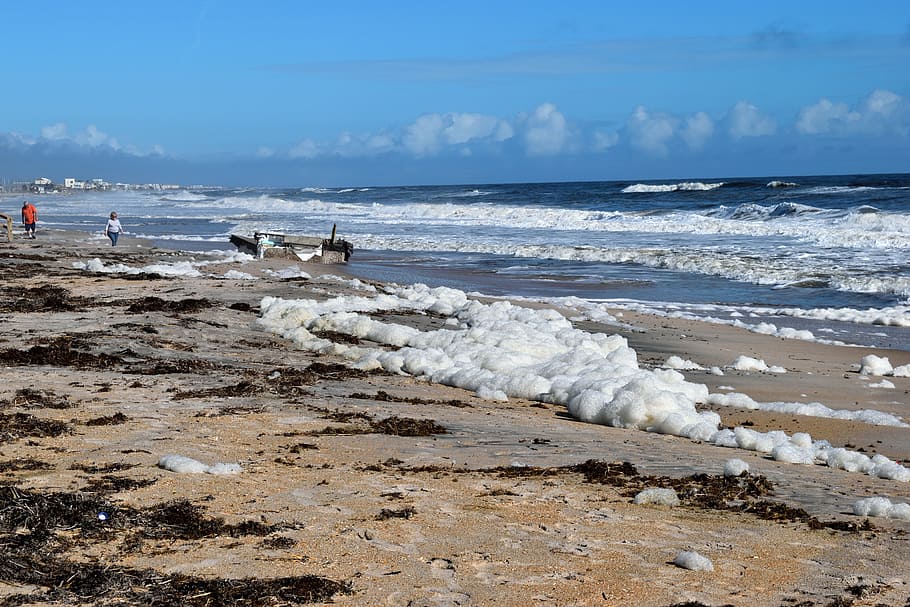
[229, 224, 353, 263]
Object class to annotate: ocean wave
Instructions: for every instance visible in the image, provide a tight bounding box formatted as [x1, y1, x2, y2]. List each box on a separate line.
[806, 185, 883, 195]
[766, 181, 799, 188]
[351, 234, 910, 301]
[622, 182, 724, 193]
[711, 202, 824, 220]
[159, 190, 210, 202]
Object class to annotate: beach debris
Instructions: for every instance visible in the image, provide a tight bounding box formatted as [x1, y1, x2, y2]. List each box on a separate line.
[0, 284, 90, 312]
[0, 337, 124, 369]
[158, 454, 242, 475]
[0, 412, 71, 443]
[311, 414, 447, 437]
[126, 296, 214, 314]
[852, 497, 910, 521]
[85, 412, 129, 426]
[0, 485, 350, 605]
[377, 506, 416, 520]
[633, 487, 680, 506]
[230, 227, 353, 263]
[673, 550, 714, 571]
[3, 387, 74, 410]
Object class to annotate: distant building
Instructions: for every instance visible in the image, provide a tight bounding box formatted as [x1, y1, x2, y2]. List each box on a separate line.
[30, 177, 59, 193]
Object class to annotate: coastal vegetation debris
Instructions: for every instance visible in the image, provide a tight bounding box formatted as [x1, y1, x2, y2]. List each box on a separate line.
[377, 506, 416, 520]
[84, 412, 130, 426]
[69, 462, 138, 474]
[261, 535, 298, 549]
[349, 389, 474, 408]
[0, 458, 53, 473]
[312, 328, 363, 345]
[0, 412, 71, 443]
[126, 296, 215, 314]
[288, 442, 319, 453]
[2, 388, 74, 410]
[117, 271, 165, 280]
[0, 484, 353, 607]
[0, 285, 91, 312]
[133, 357, 216, 375]
[176, 379, 262, 400]
[380, 459, 870, 532]
[0, 336, 124, 368]
[83, 475, 158, 493]
[311, 411, 447, 437]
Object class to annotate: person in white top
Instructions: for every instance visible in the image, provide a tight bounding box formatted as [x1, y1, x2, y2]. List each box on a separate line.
[104, 211, 123, 246]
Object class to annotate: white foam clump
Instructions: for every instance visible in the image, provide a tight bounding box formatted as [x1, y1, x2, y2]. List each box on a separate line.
[222, 270, 258, 280]
[723, 458, 749, 477]
[707, 392, 907, 427]
[852, 497, 910, 521]
[257, 283, 717, 441]
[664, 356, 703, 370]
[673, 550, 714, 571]
[74, 258, 204, 277]
[263, 265, 312, 280]
[860, 354, 893, 376]
[860, 354, 910, 379]
[731, 355, 786, 373]
[257, 283, 910, 483]
[633, 487, 680, 506]
[869, 379, 895, 389]
[158, 454, 242, 475]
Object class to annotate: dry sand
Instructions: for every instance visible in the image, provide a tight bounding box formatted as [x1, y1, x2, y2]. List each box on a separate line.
[1, 230, 909, 606]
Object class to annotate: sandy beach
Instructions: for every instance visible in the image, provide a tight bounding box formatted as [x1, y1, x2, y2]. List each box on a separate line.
[1, 229, 909, 607]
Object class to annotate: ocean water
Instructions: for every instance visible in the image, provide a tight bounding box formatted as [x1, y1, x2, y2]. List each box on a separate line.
[20, 173, 910, 350]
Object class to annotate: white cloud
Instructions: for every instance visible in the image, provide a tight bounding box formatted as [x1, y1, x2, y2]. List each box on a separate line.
[864, 89, 901, 116]
[796, 99, 859, 134]
[403, 112, 514, 156]
[41, 123, 68, 140]
[593, 130, 619, 151]
[681, 112, 714, 150]
[727, 101, 776, 138]
[80, 125, 120, 149]
[796, 89, 908, 136]
[289, 138, 320, 159]
[334, 131, 396, 157]
[403, 114, 446, 156]
[256, 146, 275, 158]
[445, 113, 502, 144]
[626, 106, 676, 155]
[523, 103, 571, 156]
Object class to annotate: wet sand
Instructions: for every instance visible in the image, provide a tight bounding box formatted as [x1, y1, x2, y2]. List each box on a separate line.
[1, 229, 909, 606]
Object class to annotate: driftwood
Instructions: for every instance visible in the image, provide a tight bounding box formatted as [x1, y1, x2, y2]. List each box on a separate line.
[0, 214, 12, 242]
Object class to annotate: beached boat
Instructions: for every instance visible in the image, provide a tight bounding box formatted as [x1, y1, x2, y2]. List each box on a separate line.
[229, 225, 353, 263]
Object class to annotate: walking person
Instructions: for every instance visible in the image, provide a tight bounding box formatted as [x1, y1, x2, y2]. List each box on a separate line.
[21, 201, 37, 239]
[104, 212, 123, 246]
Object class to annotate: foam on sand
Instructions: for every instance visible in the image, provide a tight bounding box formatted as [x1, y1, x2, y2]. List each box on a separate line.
[257, 282, 910, 483]
[158, 454, 242, 475]
[673, 550, 714, 571]
[852, 497, 910, 521]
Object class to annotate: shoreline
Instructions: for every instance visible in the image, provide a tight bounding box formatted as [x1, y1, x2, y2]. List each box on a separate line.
[1, 229, 909, 606]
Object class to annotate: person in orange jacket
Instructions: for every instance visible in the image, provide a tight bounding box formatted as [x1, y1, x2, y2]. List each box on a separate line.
[21, 201, 37, 239]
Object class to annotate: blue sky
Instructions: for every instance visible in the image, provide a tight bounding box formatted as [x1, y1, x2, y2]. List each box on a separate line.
[1, 1, 908, 186]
